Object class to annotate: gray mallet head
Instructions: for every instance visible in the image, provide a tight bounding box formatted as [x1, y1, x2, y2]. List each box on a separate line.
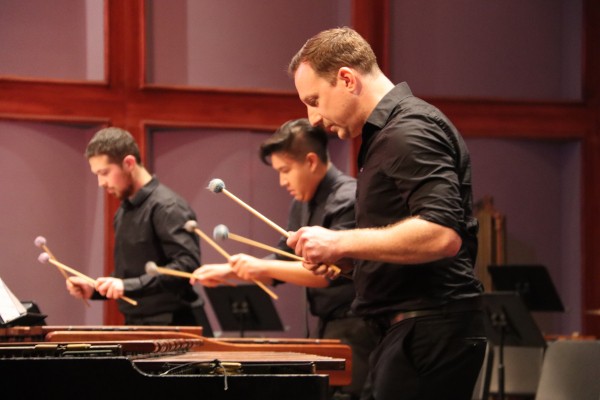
[207, 178, 225, 193]
[37, 252, 51, 264]
[213, 224, 229, 241]
[34, 236, 46, 248]
[145, 261, 159, 276]
[184, 220, 198, 233]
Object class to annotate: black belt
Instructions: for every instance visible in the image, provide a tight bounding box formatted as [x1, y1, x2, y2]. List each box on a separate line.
[389, 308, 445, 325]
[369, 296, 482, 332]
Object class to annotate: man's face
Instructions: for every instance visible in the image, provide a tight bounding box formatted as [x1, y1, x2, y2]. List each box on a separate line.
[294, 62, 360, 140]
[270, 152, 317, 202]
[88, 155, 133, 200]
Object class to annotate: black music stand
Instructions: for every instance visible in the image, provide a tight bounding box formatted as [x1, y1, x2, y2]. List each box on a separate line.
[205, 285, 283, 338]
[0, 277, 46, 327]
[488, 265, 565, 312]
[481, 291, 546, 400]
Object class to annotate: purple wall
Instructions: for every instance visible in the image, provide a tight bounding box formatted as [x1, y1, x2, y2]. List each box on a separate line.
[390, 0, 581, 100]
[0, 121, 104, 325]
[147, 0, 351, 90]
[0, 0, 104, 81]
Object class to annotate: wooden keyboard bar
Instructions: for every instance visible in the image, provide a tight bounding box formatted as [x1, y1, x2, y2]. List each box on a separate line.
[45, 330, 203, 343]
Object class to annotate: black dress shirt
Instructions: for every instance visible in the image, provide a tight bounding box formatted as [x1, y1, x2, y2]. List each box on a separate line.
[353, 82, 483, 316]
[112, 177, 201, 318]
[275, 165, 357, 321]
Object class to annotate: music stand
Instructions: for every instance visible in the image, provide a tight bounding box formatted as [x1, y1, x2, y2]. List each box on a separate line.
[205, 285, 283, 337]
[488, 265, 564, 312]
[0, 277, 46, 327]
[481, 291, 546, 400]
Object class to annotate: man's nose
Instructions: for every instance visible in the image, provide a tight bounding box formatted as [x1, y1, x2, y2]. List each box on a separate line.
[307, 108, 322, 126]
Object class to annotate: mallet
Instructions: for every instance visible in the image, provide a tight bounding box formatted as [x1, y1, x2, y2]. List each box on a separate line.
[145, 261, 237, 287]
[213, 224, 304, 262]
[34, 236, 90, 307]
[207, 179, 288, 237]
[213, 224, 350, 279]
[184, 220, 278, 300]
[37, 252, 138, 306]
[207, 179, 344, 278]
[145, 261, 195, 279]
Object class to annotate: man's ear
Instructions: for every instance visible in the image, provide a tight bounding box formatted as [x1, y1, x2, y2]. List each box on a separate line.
[338, 67, 357, 90]
[122, 155, 137, 171]
[306, 152, 319, 172]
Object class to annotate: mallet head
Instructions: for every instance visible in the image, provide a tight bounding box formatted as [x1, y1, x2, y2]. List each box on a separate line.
[145, 261, 159, 276]
[213, 224, 229, 241]
[34, 236, 47, 248]
[184, 220, 198, 233]
[37, 252, 51, 264]
[207, 178, 225, 193]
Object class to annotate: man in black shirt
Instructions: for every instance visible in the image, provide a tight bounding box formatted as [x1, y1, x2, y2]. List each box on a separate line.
[286, 28, 486, 400]
[66, 127, 213, 334]
[192, 119, 376, 399]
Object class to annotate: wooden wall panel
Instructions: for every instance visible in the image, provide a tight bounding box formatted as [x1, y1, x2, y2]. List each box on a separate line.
[582, 0, 600, 334]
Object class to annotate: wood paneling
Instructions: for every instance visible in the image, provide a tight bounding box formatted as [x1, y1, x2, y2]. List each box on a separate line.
[581, 0, 600, 334]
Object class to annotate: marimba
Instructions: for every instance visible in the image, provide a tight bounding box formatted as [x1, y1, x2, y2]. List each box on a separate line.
[0, 325, 352, 400]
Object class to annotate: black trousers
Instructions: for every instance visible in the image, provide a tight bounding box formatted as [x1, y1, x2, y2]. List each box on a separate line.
[362, 310, 486, 400]
[322, 317, 379, 400]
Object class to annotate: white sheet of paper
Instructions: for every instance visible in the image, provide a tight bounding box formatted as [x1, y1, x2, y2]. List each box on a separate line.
[0, 277, 26, 323]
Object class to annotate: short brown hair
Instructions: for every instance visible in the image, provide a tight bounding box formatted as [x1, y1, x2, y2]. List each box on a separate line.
[288, 27, 379, 84]
[85, 127, 141, 164]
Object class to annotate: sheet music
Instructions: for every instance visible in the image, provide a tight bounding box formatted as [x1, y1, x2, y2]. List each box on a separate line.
[0, 277, 26, 323]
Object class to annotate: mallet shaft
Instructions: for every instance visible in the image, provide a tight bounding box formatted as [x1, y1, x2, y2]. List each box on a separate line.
[41, 242, 90, 307]
[153, 265, 194, 279]
[228, 232, 304, 261]
[192, 227, 278, 300]
[228, 231, 345, 279]
[48, 258, 138, 306]
[214, 185, 345, 279]
[193, 227, 231, 260]
[221, 188, 289, 237]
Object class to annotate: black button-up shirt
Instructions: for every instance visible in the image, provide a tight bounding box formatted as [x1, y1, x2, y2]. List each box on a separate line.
[275, 165, 357, 321]
[353, 82, 482, 316]
[112, 177, 201, 317]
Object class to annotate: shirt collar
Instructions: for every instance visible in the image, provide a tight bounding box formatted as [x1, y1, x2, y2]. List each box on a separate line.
[311, 165, 341, 207]
[123, 176, 159, 208]
[358, 82, 413, 169]
[364, 82, 413, 132]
